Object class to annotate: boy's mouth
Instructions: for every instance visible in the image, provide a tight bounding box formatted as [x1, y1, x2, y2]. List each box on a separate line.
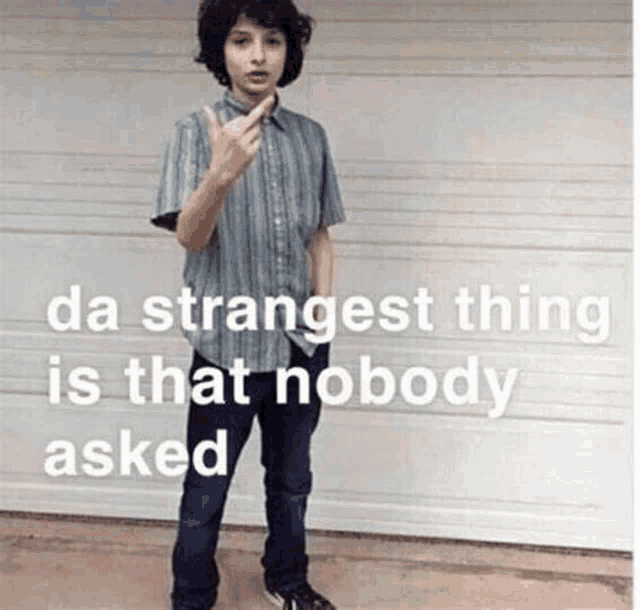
[248, 71, 269, 78]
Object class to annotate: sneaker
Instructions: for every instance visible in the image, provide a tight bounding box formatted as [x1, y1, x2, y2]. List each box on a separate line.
[265, 581, 337, 609]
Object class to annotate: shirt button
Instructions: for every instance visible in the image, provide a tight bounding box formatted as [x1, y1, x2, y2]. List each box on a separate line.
[275, 218, 282, 225]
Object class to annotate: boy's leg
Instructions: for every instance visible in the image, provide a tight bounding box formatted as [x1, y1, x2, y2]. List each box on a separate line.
[258, 341, 330, 592]
[172, 351, 269, 610]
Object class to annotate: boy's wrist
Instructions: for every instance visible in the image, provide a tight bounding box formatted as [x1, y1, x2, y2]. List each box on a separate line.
[205, 162, 236, 193]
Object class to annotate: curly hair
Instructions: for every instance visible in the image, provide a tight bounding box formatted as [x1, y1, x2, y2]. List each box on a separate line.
[195, 0, 314, 88]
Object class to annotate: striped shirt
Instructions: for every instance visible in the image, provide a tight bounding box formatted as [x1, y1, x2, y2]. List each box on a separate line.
[151, 90, 345, 372]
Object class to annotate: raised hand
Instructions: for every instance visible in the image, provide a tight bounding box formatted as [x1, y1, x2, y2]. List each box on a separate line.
[175, 94, 276, 251]
[202, 94, 275, 185]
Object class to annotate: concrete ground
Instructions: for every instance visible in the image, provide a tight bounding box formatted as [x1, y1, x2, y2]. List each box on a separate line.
[0, 513, 632, 610]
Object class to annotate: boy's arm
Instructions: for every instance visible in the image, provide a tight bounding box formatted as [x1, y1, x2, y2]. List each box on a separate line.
[308, 226, 335, 298]
[307, 124, 345, 315]
[176, 95, 275, 251]
[175, 166, 234, 251]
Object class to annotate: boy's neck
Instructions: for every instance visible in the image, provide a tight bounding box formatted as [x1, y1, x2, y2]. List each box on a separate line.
[227, 88, 278, 117]
[229, 88, 271, 110]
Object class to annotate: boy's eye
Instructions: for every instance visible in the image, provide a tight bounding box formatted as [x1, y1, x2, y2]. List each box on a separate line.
[233, 38, 248, 45]
[267, 38, 283, 45]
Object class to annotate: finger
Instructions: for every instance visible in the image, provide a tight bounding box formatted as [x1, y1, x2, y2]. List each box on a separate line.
[247, 138, 262, 157]
[256, 93, 276, 117]
[225, 94, 274, 135]
[243, 124, 263, 146]
[225, 112, 247, 135]
[244, 94, 276, 128]
[247, 131, 262, 147]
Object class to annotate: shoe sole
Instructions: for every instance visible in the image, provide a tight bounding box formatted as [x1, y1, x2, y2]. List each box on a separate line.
[264, 587, 286, 608]
[264, 586, 335, 610]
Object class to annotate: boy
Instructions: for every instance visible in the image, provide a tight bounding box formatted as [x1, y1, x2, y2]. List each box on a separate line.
[151, 1, 345, 608]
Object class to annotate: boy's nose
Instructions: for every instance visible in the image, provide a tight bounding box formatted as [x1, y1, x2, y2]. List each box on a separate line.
[250, 42, 266, 62]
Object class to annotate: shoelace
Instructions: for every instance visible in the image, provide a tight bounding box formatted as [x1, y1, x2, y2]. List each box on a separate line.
[282, 583, 333, 609]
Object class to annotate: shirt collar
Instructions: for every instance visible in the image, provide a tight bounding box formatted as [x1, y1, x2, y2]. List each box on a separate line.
[221, 89, 286, 131]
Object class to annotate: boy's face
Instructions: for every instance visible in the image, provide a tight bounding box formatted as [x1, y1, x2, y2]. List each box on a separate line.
[224, 15, 287, 105]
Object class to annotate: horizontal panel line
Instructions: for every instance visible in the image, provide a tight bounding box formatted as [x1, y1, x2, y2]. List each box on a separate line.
[5, 51, 183, 58]
[337, 341, 626, 354]
[342, 191, 631, 201]
[0, 392, 628, 425]
[326, 404, 628, 424]
[1, 152, 631, 168]
[1, 180, 149, 189]
[0, 246, 626, 268]
[0, 15, 194, 22]
[350, 223, 632, 234]
[340, 159, 632, 168]
[1, 67, 630, 77]
[0, 150, 159, 159]
[319, 489, 600, 509]
[346, 208, 632, 219]
[4, 51, 629, 62]
[0, 385, 630, 407]
[341, 259, 624, 269]
[1, 387, 631, 407]
[0, 480, 177, 495]
[5, 193, 629, 205]
[3, 193, 632, 205]
[312, 56, 629, 62]
[0, 67, 200, 74]
[0, 229, 631, 252]
[316, 17, 631, 25]
[0, 396, 629, 417]
[0, 16, 631, 24]
[0, 488, 602, 516]
[2, 212, 138, 219]
[2, 198, 148, 206]
[336, 239, 631, 253]
[0, 185, 633, 197]
[0, 359, 629, 373]
[334, 253, 626, 266]
[321, 2, 629, 6]
[317, 19, 631, 23]
[0, 478, 608, 511]
[2, 319, 628, 337]
[339, 176, 629, 183]
[1, 372, 631, 390]
[0, 210, 633, 227]
[3, 208, 632, 222]
[1, 332, 629, 361]
[1, 176, 631, 185]
[2, 177, 632, 186]
[0, 228, 156, 238]
[0, 347, 628, 366]
[2, 350, 631, 372]
[308, 72, 631, 78]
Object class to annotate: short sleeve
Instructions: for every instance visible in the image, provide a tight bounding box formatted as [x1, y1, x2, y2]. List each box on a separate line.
[318, 127, 346, 228]
[151, 116, 202, 232]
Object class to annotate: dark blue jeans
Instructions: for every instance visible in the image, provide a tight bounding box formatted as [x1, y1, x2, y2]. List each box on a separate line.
[171, 341, 329, 610]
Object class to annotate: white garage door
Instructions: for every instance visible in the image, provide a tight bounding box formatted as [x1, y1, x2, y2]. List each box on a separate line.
[1, 0, 631, 550]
